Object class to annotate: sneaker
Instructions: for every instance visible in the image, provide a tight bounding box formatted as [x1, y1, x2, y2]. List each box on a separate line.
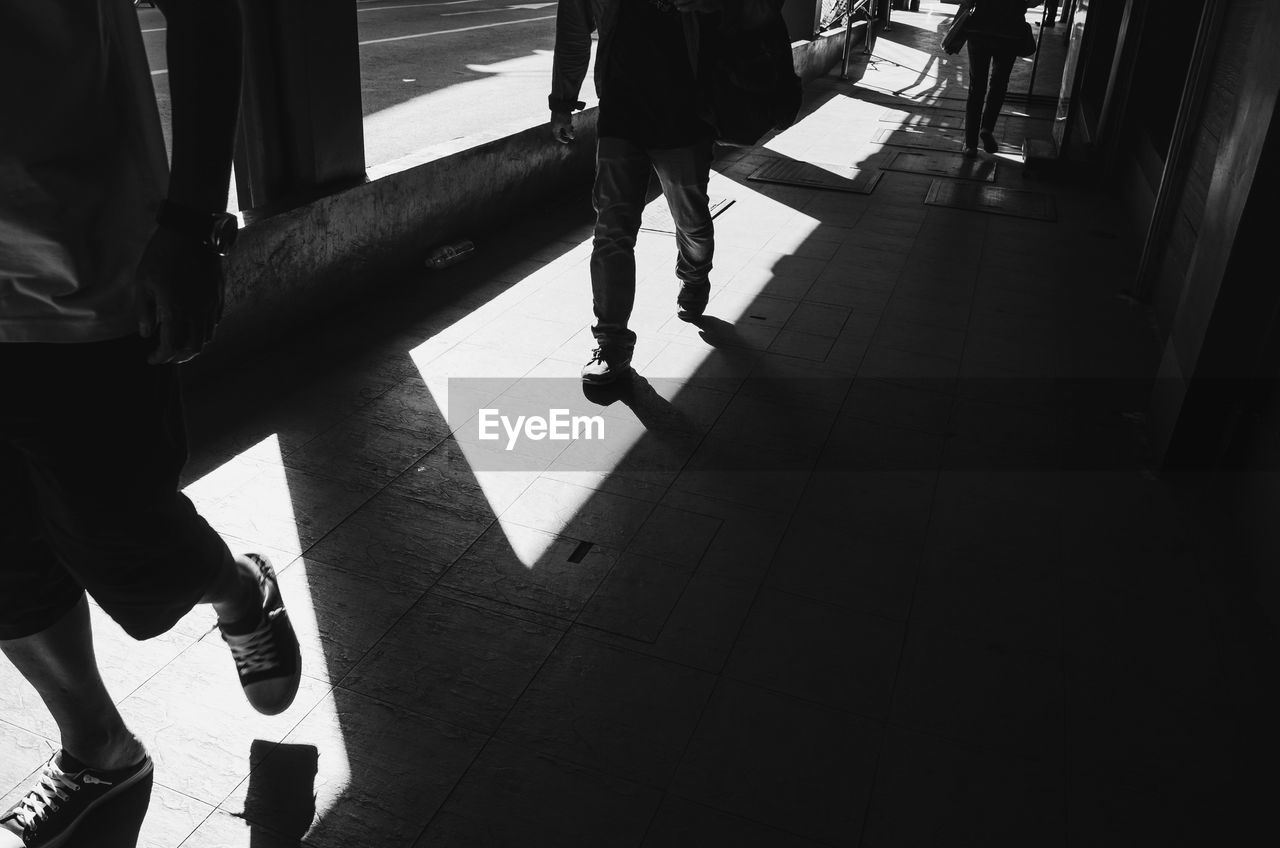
[581, 346, 632, 385]
[962, 145, 978, 158]
[218, 553, 301, 716]
[0, 751, 152, 848]
[676, 281, 711, 320]
[979, 130, 998, 154]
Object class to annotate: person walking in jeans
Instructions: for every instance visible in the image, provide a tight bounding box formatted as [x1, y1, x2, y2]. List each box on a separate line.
[1, 2, 301, 845]
[961, 0, 1042, 156]
[550, 0, 722, 385]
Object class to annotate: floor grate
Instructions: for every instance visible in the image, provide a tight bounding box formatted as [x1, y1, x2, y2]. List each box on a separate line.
[924, 179, 1057, 221]
[745, 160, 883, 194]
[640, 195, 734, 234]
[883, 150, 998, 182]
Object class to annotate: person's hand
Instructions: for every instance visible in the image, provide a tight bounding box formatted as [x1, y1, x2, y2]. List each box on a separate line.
[551, 111, 575, 144]
[136, 225, 226, 365]
[674, 0, 723, 11]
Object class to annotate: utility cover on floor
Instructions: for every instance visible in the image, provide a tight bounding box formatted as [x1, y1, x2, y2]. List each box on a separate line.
[924, 179, 1057, 221]
[746, 160, 882, 193]
[640, 195, 734, 233]
[884, 150, 998, 182]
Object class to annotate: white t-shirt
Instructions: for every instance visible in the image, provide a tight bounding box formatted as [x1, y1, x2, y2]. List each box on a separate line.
[0, 0, 168, 343]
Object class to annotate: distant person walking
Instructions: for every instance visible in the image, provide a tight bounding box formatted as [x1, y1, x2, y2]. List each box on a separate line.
[961, 0, 1043, 156]
[549, 0, 731, 385]
[0, 2, 301, 846]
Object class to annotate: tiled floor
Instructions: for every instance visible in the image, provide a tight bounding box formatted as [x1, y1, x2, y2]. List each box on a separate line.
[3, 4, 1278, 846]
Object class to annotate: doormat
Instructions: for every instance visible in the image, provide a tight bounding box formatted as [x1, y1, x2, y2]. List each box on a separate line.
[883, 150, 998, 182]
[924, 179, 1057, 222]
[745, 160, 883, 194]
[640, 195, 734, 234]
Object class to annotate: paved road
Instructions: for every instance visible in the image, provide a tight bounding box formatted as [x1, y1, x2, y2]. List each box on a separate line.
[137, 0, 596, 203]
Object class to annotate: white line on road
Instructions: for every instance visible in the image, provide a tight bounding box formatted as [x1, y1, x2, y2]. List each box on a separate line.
[358, 14, 555, 46]
[442, 3, 555, 15]
[357, 0, 494, 12]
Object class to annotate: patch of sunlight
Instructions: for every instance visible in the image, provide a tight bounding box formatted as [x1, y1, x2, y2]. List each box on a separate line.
[363, 47, 597, 175]
[183, 434, 350, 836]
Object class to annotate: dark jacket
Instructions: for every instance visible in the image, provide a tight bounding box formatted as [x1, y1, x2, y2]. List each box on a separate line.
[548, 0, 702, 114]
[966, 0, 1041, 40]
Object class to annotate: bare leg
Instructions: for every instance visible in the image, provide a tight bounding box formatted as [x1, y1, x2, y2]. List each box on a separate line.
[0, 597, 145, 771]
[0, 550, 262, 773]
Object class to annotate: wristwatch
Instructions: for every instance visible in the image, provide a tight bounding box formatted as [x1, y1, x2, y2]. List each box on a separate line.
[156, 199, 239, 257]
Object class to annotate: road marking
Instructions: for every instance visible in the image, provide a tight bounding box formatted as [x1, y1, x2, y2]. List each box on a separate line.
[358, 14, 555, 45]
[357, 0, 493, 12]
[442, 3, 554, 15]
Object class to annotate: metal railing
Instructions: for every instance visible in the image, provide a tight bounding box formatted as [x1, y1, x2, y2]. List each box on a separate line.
[840, 0, 880, 80]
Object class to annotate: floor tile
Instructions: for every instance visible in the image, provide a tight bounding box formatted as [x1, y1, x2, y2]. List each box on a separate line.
[387, 435, 542, 520]
[415, 739, 661, 847]
[840, 377, 956, 434]
[118, 640, 329, 806]
[496, 632, 716, 787]
[500, 476, 656, 549]
[912, 545, 1062, 653]
[577, 552, 695, 642]
[767, 515, 922, 620]
[861, 727, 1065, 848]
[436, 521, 619, 620]
[625, 504, 723, 568]
[341, 589, 564, 733]
[725, 588, 905, 717]
[273, 554, 426, 682]
[282, 413, 440, 488]
[207, 466, 378, 556]
[641, 796, 829, 848]
[304, 490, 493, 592]
[0, 721, 53, 800]
[890, 626, 1064, 763]
[670, 678, 882, 845]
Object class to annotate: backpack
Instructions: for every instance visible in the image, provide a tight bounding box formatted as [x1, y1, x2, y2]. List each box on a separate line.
[710, 0, 803, 146]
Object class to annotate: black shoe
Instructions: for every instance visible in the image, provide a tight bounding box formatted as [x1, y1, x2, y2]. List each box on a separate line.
[676, 281, 711, 320]
[962, 146, 978, 158]
[0, 751, 153, 848]
[581, 346, 632, 385]
[218, 553, 302, 716]
[979, 130, 998, 154]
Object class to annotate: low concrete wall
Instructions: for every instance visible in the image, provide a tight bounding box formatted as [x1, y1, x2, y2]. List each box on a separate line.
[189, 27, 853, 381]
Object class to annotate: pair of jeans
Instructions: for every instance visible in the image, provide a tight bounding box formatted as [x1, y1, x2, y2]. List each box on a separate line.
[590, 135, 714, 353]
[965, 34, 1017, 147]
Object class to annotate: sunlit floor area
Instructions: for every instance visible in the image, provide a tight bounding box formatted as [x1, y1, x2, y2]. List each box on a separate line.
[2, 5, 1277, 847]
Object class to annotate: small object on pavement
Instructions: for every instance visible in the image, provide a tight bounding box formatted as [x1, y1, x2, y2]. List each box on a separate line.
[425, 239, 476, 270]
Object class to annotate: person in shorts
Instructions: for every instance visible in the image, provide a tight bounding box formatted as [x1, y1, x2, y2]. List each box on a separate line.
[0, 2, 301, 846]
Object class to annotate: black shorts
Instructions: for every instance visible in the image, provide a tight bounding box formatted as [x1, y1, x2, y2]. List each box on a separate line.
[0, 335, 227, 640]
